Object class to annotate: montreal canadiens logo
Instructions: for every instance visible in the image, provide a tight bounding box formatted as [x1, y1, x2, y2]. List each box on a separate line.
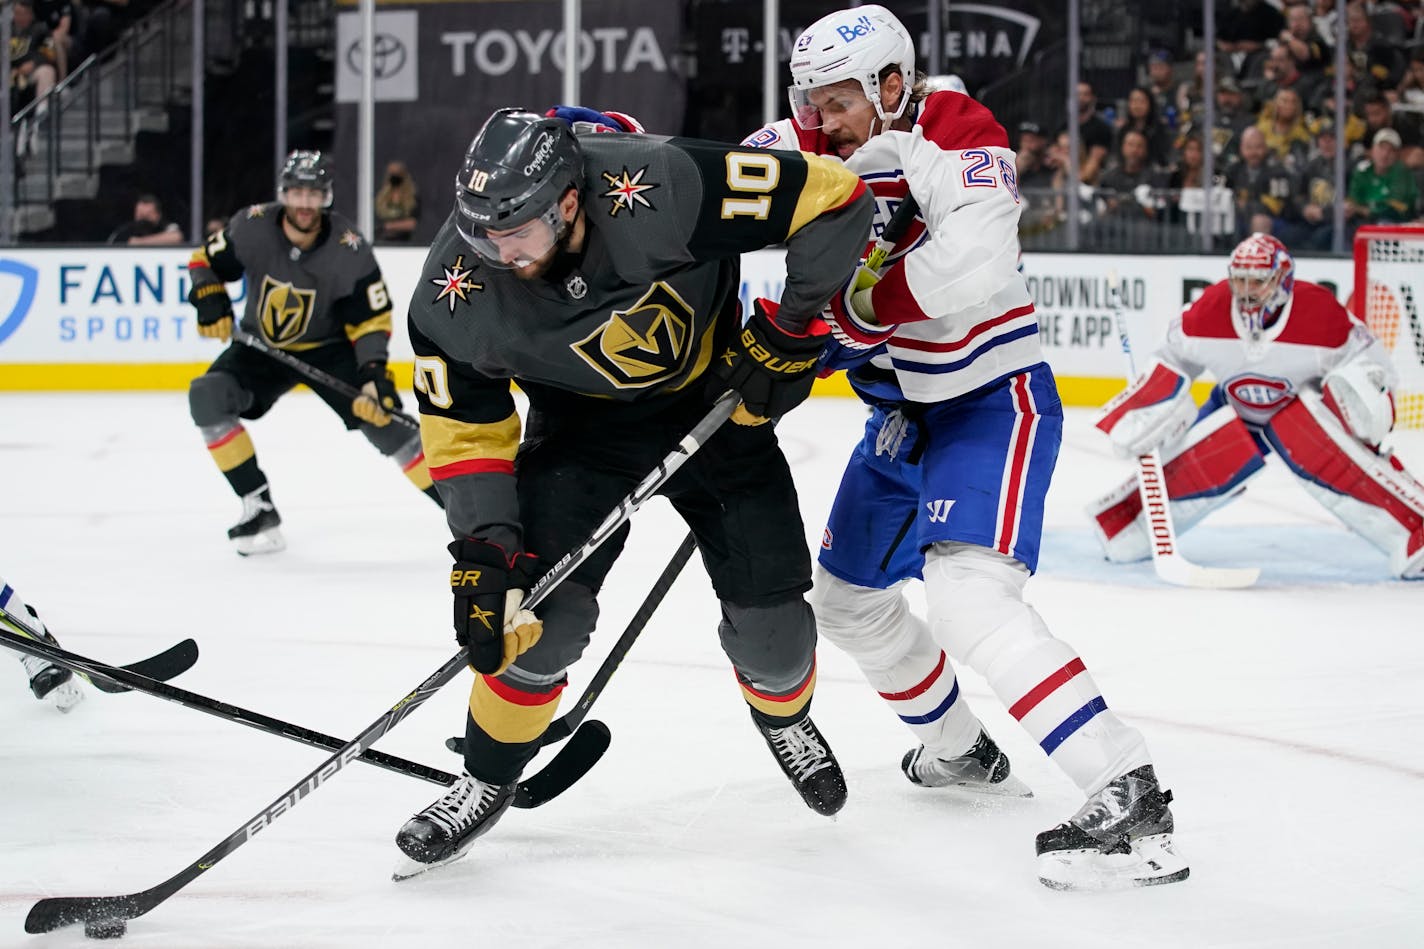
[1226, 374, 1294, 409]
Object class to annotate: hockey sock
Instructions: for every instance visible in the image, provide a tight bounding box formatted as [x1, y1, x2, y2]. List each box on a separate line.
[201, 422, 268, 496]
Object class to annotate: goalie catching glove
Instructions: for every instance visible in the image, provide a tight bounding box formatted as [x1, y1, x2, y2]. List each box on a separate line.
[352, 361, 400, 427]
[449, 538, 544, 676]
[190, 280, 234, 341]
[715, 298, 829, 425]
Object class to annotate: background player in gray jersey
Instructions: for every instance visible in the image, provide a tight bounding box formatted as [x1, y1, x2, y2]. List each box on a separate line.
[391, 109, 872, 878]
[185, 151, 440, 555]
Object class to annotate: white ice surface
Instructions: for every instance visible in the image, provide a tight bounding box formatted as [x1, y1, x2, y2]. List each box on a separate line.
[2, 392, 1422, 948]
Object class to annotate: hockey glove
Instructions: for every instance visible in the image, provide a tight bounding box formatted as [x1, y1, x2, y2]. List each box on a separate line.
[352, 361, 400, 427]
[190, 280, 234, 341]
[449, 538, 544, 676]
[824, 265, 894, 351]
[544, 105, 645, 134]
[715, 298, 830, 425]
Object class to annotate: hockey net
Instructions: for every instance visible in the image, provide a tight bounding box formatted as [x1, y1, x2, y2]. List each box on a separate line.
[1353, 225, 1424, 430]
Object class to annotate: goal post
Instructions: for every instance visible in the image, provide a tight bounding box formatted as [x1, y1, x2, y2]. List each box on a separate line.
[1352, 224, 1424, 430]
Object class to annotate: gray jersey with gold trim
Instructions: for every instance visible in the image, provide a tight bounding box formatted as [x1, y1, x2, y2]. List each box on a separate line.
[196, 203, 393, 364]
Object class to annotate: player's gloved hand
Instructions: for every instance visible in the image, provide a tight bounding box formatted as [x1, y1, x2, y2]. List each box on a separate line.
[715, 298, 830, 425]
[823, 265, 894, 351]
[190, 281, 234, 341]
[543, 105, 645, 134]
[352, 361, 400, 427]
[449, 538, 544, 676]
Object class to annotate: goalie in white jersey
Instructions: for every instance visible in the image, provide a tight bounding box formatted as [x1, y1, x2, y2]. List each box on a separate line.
[744, 4, 1187, 890]
[1093, 233, 1424, 579]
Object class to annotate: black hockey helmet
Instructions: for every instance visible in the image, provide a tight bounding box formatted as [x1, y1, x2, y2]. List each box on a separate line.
[454, 108, 584, 263]
[278, 150, 334, 208]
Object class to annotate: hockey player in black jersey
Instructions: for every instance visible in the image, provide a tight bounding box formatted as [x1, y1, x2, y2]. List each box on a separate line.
[186, 151, 441, 555]
[391, 109, 873, 877]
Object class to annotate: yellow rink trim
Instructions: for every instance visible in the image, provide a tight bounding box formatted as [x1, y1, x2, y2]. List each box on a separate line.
[0, 363, 1221, 411]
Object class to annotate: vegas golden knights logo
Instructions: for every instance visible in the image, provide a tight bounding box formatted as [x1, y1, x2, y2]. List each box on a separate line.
[257, 275, 317, 346]
[573, 283, 695, 389]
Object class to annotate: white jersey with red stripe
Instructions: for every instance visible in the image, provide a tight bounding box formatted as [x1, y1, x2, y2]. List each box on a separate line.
[742, 91, 1041, 404]
[1157, 279, 1393, 428]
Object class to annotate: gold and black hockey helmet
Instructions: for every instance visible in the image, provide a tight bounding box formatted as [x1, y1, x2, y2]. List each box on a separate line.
[454, 108, 584, 244]
[278, 150, 334, 208]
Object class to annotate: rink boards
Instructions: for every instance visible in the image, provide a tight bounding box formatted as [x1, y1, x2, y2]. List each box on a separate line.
[0, 247, 1355, 404]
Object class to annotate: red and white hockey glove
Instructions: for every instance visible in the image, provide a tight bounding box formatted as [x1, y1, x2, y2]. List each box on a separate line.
[1322, 358, 1395, 447]
[544, 106, 645, 134]
[1094, 360, 1198, 457]
[824, 264, 895, 351]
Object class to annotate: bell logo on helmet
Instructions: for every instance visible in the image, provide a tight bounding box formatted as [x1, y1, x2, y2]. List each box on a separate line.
[836, 14, 877, 43]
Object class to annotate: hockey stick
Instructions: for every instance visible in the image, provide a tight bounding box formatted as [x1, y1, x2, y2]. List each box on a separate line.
[1107, 276, 1259, 589]
[0, 597, 198, 694]
[25, 389, 739, 936]
[0, 600, 597, 804]
[231, 329, 420, 434]
[446, 530, 698, 756]
[866, 191, 920, 272]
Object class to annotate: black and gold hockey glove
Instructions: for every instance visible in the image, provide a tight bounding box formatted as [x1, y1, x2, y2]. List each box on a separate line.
[449, 538, 544, 676]
[189, 281, 234, 341]
[715, 298, 830, 425]
[353, 361, 400, 427]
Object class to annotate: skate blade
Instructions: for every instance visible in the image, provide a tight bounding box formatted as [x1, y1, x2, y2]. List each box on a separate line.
[910, 772, 1034, 798]
[233, 528, 286, 557]
[1037, 833, 1189, 891]
[391, 846, 473, 883]
[48, 680, 85, 713]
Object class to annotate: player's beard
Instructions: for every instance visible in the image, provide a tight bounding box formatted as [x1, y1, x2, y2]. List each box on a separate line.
[284, 207, 322, 235]
[512, 214, 580, 282]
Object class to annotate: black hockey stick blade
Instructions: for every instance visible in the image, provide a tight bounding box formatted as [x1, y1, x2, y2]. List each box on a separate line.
[512, 721, 611, 809]
[80, 639, 199, 694]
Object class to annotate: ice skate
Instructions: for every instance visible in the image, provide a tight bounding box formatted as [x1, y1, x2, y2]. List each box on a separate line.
[18, 652, 84, 712]
[901, 730, 1032, 797]
[752, 711, 847, 817]
[1035, 765, 1188, 890]
[228, 485, 284, 556]
[392, 771, 515, 881]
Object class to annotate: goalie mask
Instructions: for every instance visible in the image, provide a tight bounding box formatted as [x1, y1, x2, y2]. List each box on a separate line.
[455, 108, 585, 269]
[277, 150, 334, 209]
[1227, 233, 1295, 344]
[788, 4, 915, 130]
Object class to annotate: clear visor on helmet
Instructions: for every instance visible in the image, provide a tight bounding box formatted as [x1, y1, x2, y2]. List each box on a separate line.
[1228, 269, 1280, 315]
[457, 198, 565, 270]
[788, 81, 877, 130]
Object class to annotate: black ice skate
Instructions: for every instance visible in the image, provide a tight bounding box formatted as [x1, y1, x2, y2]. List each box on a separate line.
[228, 485, 284, 556]
[392, 771, 515, 881]
[901, 730, 1032, 797]
[1035, 764, 1189, 890]
[18, 651, 84, 712]
[752, 711, 847, 817]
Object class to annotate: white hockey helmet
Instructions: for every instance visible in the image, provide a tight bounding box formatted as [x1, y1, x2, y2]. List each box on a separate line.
[1227, 232, 1296, 343]
[788, 4, 916, 130]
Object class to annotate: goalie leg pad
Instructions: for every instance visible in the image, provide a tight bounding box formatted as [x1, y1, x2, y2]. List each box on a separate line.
[924, 542, 1151, 792]
[1264, 393, 1424, 577]
[812, 566, 983, 757]
[1088, 405, 1267, 562]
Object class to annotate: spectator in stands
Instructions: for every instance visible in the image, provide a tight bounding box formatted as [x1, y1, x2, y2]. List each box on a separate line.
[1210, 76, 1256, 160]
[1162, 133, 1219, 226]
[1115, 86, 1174, 168]
[1260, 41, 1326, 113]
[1016, 122, 1059, 240]
[1340, 2, 1405, 95]
[9, 0, 58, 117]
[1312, 0, 1342, 46]
[1099, 129, 1161, 222]
[1280, 2, 1332, 78]
[1257, 87, 1314, 168]
[374, 160, 420, 243]
[1175, 50, 1217, 128]
[1067, 81, 1114, 185]
[1145, 49, 1179, 127]
[107, 194, 184, 246]
[1285, 117, 1344, 250]
[1226, 126, 1297, 237]
[31, 0, 73, 80]
[1358, 91, 1417, 162]
[1393, 47, 1424, 170]
[1219, 0, 1286, 78]
[1347, 127, 1419, 224]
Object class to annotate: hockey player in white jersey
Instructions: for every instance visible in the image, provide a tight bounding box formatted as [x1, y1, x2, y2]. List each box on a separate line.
[744, 4, 1187, 890]
[1092, 232, 1424, 578]
[1, 579, 84, 712]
